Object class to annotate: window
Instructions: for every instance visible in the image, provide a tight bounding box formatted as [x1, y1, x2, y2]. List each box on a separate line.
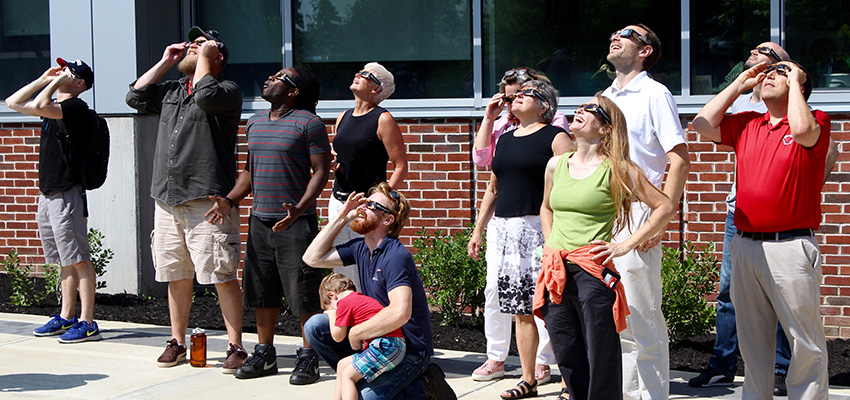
[197, 0, 282, 98]
[292, 0, 473, 99]
[689, 0, 770, 95]
[0, 0, 50, 99]
[482, 0, 682, 98]
[786, 1, 850, 89]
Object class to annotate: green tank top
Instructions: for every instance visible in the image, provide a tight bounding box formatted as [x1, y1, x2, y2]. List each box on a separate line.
[545, 153, 617, 252]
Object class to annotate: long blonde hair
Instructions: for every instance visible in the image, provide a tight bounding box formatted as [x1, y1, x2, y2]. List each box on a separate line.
[594, 94, 648, 234]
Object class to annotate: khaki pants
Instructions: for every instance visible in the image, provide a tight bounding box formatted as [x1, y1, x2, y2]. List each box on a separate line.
[730, 234, 828, 400]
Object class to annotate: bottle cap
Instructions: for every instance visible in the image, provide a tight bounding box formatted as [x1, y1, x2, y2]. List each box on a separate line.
[192, 327, 205, 334]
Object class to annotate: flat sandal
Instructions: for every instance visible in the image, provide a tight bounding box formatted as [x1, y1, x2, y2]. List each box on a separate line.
[557, 387, 570, 400]
[500, 379, 538, 399]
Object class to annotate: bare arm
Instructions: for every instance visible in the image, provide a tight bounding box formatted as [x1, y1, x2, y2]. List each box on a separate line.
[326, 309, 348, 343]
[786, 67, 820, 148]
[693, 62, 768, 142]
[302, 193, 365, 268]
[5, 67, 63, 117]
[134, 43, 185, 89]
[825, 136, 839, 183]
[206, 168, 252, 224]
[348, 286, 412, 350]
[28, 71, 76, 120]
[540, 156, 559, 240]
[662, 144, 690, 204]
[467, 172, 498, 260]
[377, 112, 407, 189]
[273, 151, 333, 232]
[551, 132, 575, 156]
[590, 165, 675, 265]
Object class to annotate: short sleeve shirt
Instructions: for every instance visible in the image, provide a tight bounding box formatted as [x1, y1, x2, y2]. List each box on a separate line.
[246, 109, 330, 219]
[39, 98, 92, 192]
[720, 110, 830, 232]
[603, 71, 687, 188]
[335, 237, 434, 357]
[336, 292, 405, 350]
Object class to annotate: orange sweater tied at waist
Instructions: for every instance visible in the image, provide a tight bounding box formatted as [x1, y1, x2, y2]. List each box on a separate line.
[532, 244, 629, 333]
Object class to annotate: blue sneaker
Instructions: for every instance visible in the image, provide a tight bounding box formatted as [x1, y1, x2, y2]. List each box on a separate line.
[33, 315, 78, 337]
[58, 321, 102, 343]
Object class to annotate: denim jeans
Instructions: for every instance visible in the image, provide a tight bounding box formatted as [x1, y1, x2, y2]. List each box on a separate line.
[710, 210, 791, 376]
[304, 313, 428, 400]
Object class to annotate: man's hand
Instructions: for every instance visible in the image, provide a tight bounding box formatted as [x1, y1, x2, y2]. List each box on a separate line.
[39, 66, 63, 83]
[786, 64, 807, 89]
[197, 40, 221, 62]
[54, 69, 75, 87]
[204, 195, 232, 224]
[272, 203, 304, 232]
[162, 43, 187, 66]
[341, 192, 366, 221]
[734, 61, 768, 92]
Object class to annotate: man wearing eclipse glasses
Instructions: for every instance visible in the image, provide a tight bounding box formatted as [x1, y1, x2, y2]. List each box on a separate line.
[602, 24, 690, 400]
[693, 58, 831, 399]
[126, 26, 246, 372]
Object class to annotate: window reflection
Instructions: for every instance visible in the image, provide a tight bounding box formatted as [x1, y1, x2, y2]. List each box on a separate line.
[0, 0, 50, 99]
[786, 1, 850, 89]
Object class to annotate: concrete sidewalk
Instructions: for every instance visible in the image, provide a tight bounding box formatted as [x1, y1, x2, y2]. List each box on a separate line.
[1, 312, 848, 399]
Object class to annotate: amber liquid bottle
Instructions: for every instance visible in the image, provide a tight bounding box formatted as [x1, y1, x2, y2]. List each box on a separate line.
[190, 327, 207, 367]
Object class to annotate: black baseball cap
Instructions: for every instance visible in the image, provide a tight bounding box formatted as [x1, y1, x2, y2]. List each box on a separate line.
[56, 57, 94, 89]
[187, 26, 229, 65]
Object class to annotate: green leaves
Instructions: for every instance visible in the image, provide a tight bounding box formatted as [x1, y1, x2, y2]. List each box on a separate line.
[412, 225, 486, 326]
[87, 228, 113, 290]
[661, 241, 720, 341]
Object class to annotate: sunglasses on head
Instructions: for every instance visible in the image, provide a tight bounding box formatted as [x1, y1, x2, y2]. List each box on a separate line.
[365, 200, 394, 215]
[515, 88, 547, 103]
[357, 70, 382, 86]
[271, 72, 298, 88]
[764, 63, 792, 77]
[609, 28, 649, 45]
[755, 46, 781, 62]
[578, 103, 612, 124]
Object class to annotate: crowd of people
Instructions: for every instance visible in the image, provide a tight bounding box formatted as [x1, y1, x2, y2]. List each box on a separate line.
[5, 20, 835, 400]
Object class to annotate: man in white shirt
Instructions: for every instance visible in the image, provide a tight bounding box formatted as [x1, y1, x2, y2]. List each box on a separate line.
[603, 23, 690, 400]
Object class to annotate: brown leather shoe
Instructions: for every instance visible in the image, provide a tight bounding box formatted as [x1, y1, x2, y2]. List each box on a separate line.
[222, 343, 248, 374]
[156, 338, 187, 368]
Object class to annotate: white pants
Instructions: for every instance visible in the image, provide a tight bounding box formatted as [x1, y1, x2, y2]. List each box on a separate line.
[328, 195, 363, 290]
[614, 202, 669, 400]
[483, 216, 556, 365]
[730, 234, 828, 400]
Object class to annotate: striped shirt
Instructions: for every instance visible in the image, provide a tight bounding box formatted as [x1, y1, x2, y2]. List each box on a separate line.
[246, 109, 330, 220]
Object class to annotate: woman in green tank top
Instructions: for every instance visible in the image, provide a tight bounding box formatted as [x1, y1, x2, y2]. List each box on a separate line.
[536, 94, 675, 400]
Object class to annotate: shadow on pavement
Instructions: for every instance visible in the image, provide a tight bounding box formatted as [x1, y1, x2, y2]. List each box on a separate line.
[0, 373, 108, 392]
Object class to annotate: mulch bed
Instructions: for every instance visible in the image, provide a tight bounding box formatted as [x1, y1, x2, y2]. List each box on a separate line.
[1, 273, 848, 385]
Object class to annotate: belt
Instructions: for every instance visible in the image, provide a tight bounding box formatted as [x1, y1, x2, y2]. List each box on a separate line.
[736, 228, 814, 241]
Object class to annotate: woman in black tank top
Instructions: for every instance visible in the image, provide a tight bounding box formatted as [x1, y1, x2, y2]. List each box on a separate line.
[468, 80, 573, 399]
[328, 62, 408, 290]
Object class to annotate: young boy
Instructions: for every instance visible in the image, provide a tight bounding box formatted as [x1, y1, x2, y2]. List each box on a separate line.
[320, 273, 406, 400]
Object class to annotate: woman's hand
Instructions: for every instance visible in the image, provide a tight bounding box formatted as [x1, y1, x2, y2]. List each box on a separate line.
[484, 93, 506, 121]
[588, 239, 634, 265]
[468, 230, 483, 260]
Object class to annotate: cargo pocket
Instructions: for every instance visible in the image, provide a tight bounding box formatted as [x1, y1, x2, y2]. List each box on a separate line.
[212, 232, 241, 279]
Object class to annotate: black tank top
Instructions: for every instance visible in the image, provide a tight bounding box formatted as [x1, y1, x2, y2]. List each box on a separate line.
[491, 124, 564, 217]
[332, 107, 389, 194]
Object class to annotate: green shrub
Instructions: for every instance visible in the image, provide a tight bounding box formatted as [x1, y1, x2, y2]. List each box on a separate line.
[661, 241, 719, 340]
[88, 228, 113, 290]
[43, 263, 60, 304]
[3, 250, 45, 306]
[412, 225, 486, 326]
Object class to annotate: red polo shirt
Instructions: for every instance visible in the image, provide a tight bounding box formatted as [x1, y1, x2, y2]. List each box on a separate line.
[720, 110, 830, 232]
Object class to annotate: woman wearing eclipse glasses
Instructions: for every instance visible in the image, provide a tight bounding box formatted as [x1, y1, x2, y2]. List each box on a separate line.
[468, 79, 572, 399]
[534, 94, 675, 400]
[328, 63, 408, 289]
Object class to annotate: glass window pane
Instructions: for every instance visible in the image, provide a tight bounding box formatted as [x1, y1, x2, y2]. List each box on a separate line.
[482, 0, 681, 98]
[292, 0, 473, 99]
[689, 0, 769, 95]
[0, 0, 50, 99]
[786, 1, 850, 90]
[196, 0, 282, 98]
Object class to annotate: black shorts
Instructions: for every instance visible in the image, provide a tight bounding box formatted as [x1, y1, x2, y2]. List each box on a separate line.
[242, 214, 323, 316]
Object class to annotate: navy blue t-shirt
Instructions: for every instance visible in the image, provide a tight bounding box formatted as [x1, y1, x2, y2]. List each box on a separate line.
[336, 237, 434, 357]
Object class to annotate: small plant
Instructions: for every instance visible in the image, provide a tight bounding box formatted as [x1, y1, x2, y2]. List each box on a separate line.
[412, 225, 486, 326]
[43, 263, 61, 304]
[3, 250, 45, 306]
[88, 228, 114, 290]
[661, 241, 719, 341]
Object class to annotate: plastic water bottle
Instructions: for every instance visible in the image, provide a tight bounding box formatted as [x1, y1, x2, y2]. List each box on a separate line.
[190, 327, 206, 367]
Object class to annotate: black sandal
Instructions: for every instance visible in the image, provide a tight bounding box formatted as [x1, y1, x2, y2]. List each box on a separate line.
[557, 387, 570, 400]
[500, 379, 538, 399]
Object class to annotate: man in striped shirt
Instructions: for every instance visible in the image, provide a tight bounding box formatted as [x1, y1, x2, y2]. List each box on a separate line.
[206, 66, 331, 382]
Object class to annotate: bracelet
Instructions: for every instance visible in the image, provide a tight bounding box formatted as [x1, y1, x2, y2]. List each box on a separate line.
[224, 196, 236, 208]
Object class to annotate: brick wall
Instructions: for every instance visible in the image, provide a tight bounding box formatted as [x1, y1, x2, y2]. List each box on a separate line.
[2, 114, 849, 338]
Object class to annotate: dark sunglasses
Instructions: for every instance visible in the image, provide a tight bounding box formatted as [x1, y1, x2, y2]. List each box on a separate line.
[365, 200, 394, 215]
[515, 88, 547, 103]
[755, 46, 781, 62]
[578, 103, 612, 125]
[503, 94, 517, 103]
[388, 190, 400, 204]
[191, 38, 223, 49]
[357, 70, 382, 86]
[764, 63, 792, 77]
[271, 72, 298, 88]
[609, 28, 649, 45]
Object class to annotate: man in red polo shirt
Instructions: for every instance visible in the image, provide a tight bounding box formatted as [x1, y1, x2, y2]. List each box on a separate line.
[693, 60, 830, 399]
